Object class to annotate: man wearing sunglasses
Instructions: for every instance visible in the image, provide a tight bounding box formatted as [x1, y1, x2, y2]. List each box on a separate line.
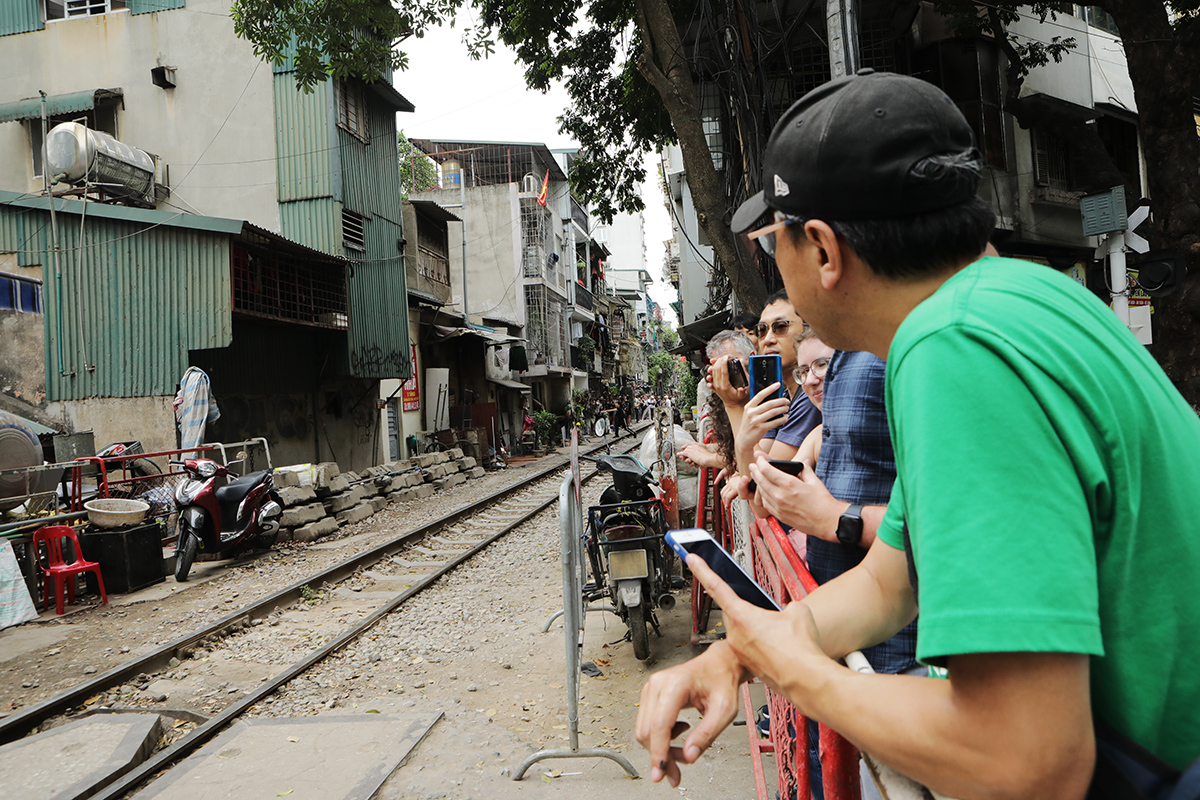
[637, 70, 1200, 800]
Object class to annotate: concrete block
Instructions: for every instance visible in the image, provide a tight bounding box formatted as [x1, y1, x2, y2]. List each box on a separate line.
[446, 447, 464, 460]
[272, 469, 300, 488]
[391, 488, 417, 503]
[456, 456, 477, 470]
[367, 465, 389, 478]
[468, 466, 486, 479]
[433, 451, 450, 464]
[311, 462, 340, 488]
[414, 484, 435, 500]
[435, 474, 467, 491]
[421, 465, 446, 481]
[383, 475, 406, 492]
[324, 486, 366, 513]
[369, 496, 388, 512]
[314, 474, 351, 497]
[416, 454, 437, 468]
[128, 712, 440, 800]
[442, 461, 461, 475]
[402, 473, 423, 487]
[294, 517, 339, 542]
[277, 485, 317, 507]
[335, 503, 375, 525]
[280, 502, 326, 528]
[275, 528, 294, 543]
[0, 714, 164, 800]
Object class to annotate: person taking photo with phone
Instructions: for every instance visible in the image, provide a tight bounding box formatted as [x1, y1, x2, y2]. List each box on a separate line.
[637, 71, 1200, 800]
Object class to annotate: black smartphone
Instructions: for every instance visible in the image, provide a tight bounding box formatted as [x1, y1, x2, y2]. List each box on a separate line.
[749, 354, 785, 400]
[747, 459, 804, 494]
[727, 358, 748, 389]
[666, 528, 781, 611]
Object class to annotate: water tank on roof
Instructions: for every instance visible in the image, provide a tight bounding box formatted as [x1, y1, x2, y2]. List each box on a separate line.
[43, 122, 156, 203]
[442, 159, 462, 189]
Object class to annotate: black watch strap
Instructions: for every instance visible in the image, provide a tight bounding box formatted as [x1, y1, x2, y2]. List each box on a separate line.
[836, 503, 864, 546]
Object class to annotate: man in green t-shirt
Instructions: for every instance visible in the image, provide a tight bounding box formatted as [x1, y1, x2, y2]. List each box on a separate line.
[635, 70, 1200, 799]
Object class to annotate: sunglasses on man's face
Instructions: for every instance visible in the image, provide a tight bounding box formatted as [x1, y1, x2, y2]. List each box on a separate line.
[746, 218, 798, 257]
[755, 319, 793, 338]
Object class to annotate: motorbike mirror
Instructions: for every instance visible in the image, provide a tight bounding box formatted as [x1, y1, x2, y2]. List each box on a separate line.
[235, 451, 248, 461]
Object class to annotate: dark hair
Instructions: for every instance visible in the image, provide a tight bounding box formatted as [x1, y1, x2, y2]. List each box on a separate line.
[732, 311, 760, 331]
[764, 290, 791, 307]
[705, 393, 736, 470]
[791, 195, 995, 280]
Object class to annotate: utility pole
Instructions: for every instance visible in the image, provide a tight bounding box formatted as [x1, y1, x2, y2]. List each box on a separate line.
[826, 0, 860, 79]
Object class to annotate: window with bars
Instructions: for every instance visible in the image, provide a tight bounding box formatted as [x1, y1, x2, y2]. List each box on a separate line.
[523, 284, 564, 367]
[1032, 127, 1076, 190]
[46, 0, 126, 19]
[697, 83, 725, 171]
[520, 198, 551, 278]
[231, 246, 348, 329]
[1084, 6, 1119, 35]
[913, 40, 1008, 171]
[342, 210, 366, 252]
[337, 79, 369, 142]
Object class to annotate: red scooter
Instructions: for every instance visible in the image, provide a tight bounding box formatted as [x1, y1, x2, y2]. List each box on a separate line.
[169, 458, 283, 581]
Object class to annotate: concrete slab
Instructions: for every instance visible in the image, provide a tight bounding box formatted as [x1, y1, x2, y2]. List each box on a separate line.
[0, 624, 70, 664]
[0, 713, 163, 800]
[132, 710, 441, 800]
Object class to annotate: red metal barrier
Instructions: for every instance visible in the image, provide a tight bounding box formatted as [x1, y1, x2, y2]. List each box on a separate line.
[748, 515, 861, 800]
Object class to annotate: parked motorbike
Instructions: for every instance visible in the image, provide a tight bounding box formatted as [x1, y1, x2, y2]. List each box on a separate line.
[169, 457, 283, 581]
[583, 453, 674, 660]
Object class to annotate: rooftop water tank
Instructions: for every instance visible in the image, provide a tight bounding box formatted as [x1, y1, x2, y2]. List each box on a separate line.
[43, 122, 156, 204]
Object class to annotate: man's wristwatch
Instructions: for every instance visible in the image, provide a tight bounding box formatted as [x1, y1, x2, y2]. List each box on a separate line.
[835, 504, 864, 546]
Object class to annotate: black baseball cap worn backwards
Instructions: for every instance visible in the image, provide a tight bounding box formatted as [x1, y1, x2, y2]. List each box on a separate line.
[732, 69, 982, 233]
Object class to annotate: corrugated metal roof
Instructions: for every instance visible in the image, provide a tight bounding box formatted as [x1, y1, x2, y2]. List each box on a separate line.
[0, 89, 123, 124]
[408, 200, 460, 223]
[0, 190, 243, 234]
[0, 0, 43, 37]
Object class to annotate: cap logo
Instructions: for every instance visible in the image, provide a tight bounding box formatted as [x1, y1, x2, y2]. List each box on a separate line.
[774, 174, 790, 197]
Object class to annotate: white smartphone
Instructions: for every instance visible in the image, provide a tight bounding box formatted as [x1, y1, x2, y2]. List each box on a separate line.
[666, 528, 781, 611]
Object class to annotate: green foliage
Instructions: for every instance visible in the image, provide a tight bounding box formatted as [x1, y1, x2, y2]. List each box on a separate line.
[474, 0, 675, 222]
[399, 131, 440, 197]
[230, 0, 490, 91]
[533, 410, 560, 448]
[647, 350, 678, 394]
[677, 364, 697, 411]
[933, 0, 1076, 81]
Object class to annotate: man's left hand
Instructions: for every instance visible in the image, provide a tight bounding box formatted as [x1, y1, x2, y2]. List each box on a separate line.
[749, 454, 843, 542]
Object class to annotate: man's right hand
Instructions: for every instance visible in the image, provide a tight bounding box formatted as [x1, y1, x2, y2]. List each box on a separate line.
[711, 355, 750, 406]
[635, 640, 748, 787]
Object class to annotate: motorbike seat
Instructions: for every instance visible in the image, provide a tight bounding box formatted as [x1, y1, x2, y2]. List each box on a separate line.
[215, 471, 269, 506]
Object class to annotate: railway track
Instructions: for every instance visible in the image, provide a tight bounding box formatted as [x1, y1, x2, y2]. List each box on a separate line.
[0, 431, 646, 799]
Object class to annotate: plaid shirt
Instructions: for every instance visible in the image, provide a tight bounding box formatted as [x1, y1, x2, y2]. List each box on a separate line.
[809, 350, 919, 674]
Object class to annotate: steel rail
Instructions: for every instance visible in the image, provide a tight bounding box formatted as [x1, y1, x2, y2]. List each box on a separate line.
[0, 430, 644, 747]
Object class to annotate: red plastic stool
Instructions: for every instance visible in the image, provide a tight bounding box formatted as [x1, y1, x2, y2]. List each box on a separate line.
[32, 525, 107, 615]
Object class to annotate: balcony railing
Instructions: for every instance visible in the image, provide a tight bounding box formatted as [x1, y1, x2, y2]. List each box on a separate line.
[417, 247, 450, 285]
[574, 282, 593, 312]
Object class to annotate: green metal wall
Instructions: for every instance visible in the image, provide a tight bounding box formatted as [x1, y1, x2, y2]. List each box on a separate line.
[337, 102, 403, 224]
[273, 56, 409, 380]
[0, 0, 42, 36]
[278, 197, 340, 256]
[130, 0, 185, 13]
[346, 214, 409, 379]
[0, 204, 232, 401]
[273, 72, 336, 202]
[0, 0, 182, 35]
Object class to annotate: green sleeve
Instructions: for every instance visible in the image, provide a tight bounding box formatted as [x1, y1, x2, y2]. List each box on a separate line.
[889, 327, 1104, 664]
[877, 477, 905, 550]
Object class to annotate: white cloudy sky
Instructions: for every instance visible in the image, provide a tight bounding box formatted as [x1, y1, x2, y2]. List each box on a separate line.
[394, 19, 679, 326]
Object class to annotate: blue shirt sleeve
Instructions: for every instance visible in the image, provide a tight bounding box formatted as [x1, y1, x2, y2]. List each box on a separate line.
[771, 391, 822, 447]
